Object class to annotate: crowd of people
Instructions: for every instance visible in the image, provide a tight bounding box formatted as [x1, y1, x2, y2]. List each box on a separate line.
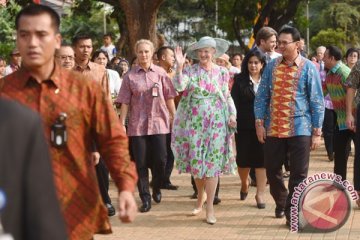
[1, 3, 360, 240]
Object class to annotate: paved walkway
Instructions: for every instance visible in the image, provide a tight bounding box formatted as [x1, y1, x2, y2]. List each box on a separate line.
[95, 142, 360, 240]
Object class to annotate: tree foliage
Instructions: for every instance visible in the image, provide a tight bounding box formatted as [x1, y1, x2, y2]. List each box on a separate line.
[309, 0, 360, 49]
[158, 0, 218, 47]
[0, 1, 21, 58]
[158, 0, 303, 53]
[3, 0, 358, 58]
[310, 28, 346, 53]
[61, 0, 119, 49]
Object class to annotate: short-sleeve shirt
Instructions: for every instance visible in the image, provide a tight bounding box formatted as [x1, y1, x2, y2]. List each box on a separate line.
[116, 64, 177, 136]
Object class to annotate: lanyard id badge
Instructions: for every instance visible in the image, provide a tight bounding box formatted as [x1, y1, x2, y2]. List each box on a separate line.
[152, 83, 159, 97]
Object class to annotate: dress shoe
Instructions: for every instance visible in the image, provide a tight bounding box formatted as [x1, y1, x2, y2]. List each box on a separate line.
[190, 192, 198, 199]
[152, 190, 162, 203]
[191, 193, 207, 215]
[255, 195, 265, 209]
[206, 215, 217, 225]
[139, 201, 151, 213]
[249, 177, 257, 187]
[213, 196, 221, 205]
[283, 171, 290, 178]
[106, 203, 116, 216]
[356, 192, 360, 207]
[191, 207, 202, 215]
[328, 153, 334, 161]
[275, 209, 285, 218]
[286, 219, 290, 227]
[161, 183, 179, 190]
[240, 191, 248, 200]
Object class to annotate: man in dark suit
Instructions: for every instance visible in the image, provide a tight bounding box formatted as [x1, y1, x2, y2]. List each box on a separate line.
[0, 98, 67, 240]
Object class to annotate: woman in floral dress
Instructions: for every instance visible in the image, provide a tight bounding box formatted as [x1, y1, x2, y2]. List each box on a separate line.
[172, 36, 237, 224]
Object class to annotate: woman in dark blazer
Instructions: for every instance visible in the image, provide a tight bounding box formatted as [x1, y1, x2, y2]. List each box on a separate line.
[231, 50, 267, 208]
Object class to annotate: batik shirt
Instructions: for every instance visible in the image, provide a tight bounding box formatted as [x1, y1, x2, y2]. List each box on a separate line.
[0, 64, 138, 240]
[254, 55, 324, 137]
[323, 62, 351, 130]
[345, 61, 360, 105]
[116, 64, 177, 136]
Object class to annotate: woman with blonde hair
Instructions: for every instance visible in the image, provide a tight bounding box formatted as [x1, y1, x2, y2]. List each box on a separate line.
[117, 39, 177, 213]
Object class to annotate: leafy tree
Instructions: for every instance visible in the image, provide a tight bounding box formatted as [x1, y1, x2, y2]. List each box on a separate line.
[158, 0, 219, 47]
[310, 28, 346, 53]
[61, 1, 119, 49]
[158, 0, 304, 53]
[0, 1, 21, 58]
[97, 0, 164, 59]
[309, 0, 360, 48]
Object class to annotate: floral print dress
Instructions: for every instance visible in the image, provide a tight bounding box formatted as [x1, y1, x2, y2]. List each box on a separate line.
[171, 64, 237, 178]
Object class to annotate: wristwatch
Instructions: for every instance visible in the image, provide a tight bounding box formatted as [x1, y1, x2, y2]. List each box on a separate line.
[255, 119, 264, 127]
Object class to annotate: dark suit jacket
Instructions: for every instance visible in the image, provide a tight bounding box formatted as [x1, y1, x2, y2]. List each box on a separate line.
[0, 99, 67, 240]
[231, 73, 257, 131]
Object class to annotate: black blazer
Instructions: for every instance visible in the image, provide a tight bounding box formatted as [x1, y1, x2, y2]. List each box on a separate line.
[0, 99, 67, 240]
[231, 73, 257, 131]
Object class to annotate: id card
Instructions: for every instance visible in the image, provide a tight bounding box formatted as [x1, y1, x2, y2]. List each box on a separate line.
[152, 84, 159, 97]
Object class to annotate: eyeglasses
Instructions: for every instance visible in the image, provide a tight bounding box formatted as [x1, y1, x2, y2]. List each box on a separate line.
[277, 41, 298, 46]
[56, 55, 74, 61]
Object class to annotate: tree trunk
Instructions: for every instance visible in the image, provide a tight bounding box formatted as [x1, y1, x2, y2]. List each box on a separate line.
[253, 0, 277, 36]
[112, 8, 129, 58]
[232, 16, 249, 53]
[268, 0, 302, 31]
[118, 0, 164, 59]
[232, 0, 250, 54]
[253, 0, 302, 35]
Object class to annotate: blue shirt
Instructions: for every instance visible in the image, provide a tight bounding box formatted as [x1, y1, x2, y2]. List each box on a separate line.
[254, 55, 324, 137]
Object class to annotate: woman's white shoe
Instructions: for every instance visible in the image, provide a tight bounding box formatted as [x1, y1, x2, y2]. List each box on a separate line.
[206, 215, 217, 225]
[191, 207, 202, 215]
[191, 193, 207, 216]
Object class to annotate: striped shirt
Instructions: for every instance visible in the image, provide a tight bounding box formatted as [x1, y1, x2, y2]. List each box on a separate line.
[323, 62, 351, 130]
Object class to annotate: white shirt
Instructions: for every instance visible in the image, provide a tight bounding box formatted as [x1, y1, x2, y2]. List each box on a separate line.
[250, 75, 261, 93]
[4, 65, 14, 76]
[107, 69, 122, 96]
[229, 65, 240, 75]
[101, 44, 117, 60]
[268, 51, 282, 60]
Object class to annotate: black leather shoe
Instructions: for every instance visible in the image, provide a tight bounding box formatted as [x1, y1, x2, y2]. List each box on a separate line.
[152, 190, 162, 203]
[240, 191, 248, 200]
[161, 183, 179, 190]
[255, 195, 265, 209]
[190, 192, 198, 199]
[283, 171, 290, 178]
[106, 203, 116, 216]
[286, 219, 290, 227]
[139, 201, 151, 213]
[275, 209, 285, 218]
[213, 196, 221, 205]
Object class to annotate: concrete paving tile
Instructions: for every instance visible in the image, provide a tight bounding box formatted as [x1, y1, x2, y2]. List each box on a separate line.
[95, 141, 360, 240]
